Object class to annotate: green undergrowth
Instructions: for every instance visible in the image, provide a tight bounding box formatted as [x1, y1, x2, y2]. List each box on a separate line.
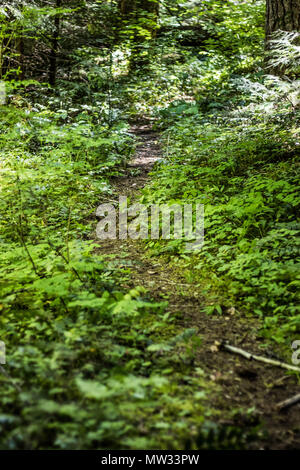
[0, 0, 297, 447]
[0, 90, 258, 449]
[142, 100, 300, 350]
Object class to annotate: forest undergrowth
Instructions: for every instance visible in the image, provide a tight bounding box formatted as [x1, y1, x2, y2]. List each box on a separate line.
[0, 0, 299, 450]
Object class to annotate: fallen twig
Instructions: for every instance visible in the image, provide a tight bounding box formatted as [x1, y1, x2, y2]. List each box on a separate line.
[267, 374, 291, 388]
[276, 393, 300, 411]
[221, 343, 300, 373]
[237, 331, 249, 345]
[0, 365, 22, 393]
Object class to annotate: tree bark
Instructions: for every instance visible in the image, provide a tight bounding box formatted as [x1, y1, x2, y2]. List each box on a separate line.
[18, 3, 25, 80]
[17, 35, 25, 80]
[266, 0, 300, 43]
[119, 0, 159, 69]
[120, 0, 137, 17]
[49, 0, 61, 86]
[120, 0, 159, 21]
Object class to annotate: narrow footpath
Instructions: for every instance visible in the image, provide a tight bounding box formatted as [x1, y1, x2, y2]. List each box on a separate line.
[95, 120, 300, 450]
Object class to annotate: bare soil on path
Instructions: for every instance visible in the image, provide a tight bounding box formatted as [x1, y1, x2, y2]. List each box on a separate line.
[95, 121, 300, 450]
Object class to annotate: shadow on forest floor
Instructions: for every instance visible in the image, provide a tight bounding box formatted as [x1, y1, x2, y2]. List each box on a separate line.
[94, 119, 300, 450]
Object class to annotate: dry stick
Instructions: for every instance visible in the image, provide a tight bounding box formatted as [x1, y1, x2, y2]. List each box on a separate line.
[161, 278, 191, 287]
[276, 393, 300, 411]
[15, 176, 42, 277]
[165, 133, 171, 161]
[16, 224, 41, 278]
[47, 239, 83, 282]
[238, 331, 249, 345]
[0, 365, 22, 393]
[222, 343, 300, 373]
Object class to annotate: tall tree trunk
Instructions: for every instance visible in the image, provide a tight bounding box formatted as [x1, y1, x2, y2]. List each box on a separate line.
[0, 12, 13, 79]
[17, 35, 25, 80]
[119, 0, 159, 35]
[119, 0, 159, 70]
[120, 0, 137, 16]
[18, 3, 25, 80]
[266, 0, 300, 44]
[49, 0, 61, 86]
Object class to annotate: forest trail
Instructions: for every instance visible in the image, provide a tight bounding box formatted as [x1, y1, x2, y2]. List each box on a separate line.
[95, 122, 300, 450]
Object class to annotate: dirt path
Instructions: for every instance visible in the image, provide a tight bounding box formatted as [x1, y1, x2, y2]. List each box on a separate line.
[96, 121, 300, 450]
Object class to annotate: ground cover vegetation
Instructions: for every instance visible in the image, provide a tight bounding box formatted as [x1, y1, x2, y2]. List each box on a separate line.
[0, 0, 299, 450]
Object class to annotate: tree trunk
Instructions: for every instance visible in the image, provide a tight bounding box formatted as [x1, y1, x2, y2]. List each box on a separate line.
[120, 0, 159, 19]
[18, 3, 25, 80]
[119, 0, 159, 70]
[266, 0, 300, 43]
[120, 0, 137, 17]
[49, 0, 61, 86]
[17, 35, 25, 80]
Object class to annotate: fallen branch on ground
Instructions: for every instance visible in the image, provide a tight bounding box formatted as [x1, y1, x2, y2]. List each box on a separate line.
[221, 343, 300, 373]
[0, 365, 22, 392]
[276, 393, 300, 411]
